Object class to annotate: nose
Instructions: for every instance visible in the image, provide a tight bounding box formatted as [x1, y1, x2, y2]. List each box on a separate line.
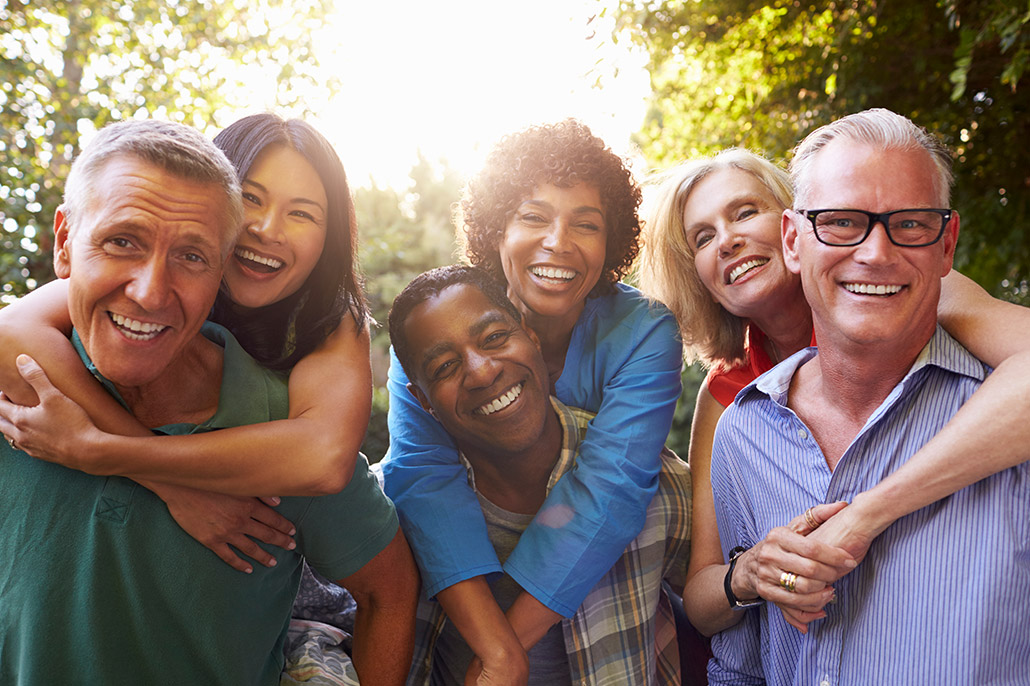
[246, 209, 285, 244]
[853, 220, 896, 264]
[464, 349, 503, 389]
[717, 227, 744, 257]
[540, 220, 572, 253]
[125, 256, 172, 312]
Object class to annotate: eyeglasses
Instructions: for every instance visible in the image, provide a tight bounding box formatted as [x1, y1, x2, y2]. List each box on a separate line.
[797, 209, 952, 247]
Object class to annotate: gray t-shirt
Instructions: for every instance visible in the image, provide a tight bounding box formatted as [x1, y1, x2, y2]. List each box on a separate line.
[430, 493, 572, 686]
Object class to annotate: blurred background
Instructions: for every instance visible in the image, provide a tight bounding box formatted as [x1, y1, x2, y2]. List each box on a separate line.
[2, 0, 1027, 457]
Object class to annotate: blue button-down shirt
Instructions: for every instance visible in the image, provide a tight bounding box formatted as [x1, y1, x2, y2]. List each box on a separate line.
[709, 327, 1030, 686]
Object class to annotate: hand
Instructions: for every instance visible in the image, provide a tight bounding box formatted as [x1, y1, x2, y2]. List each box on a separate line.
[153, 483, 296, 573]
[806, 492, 883, 569]
[464, 651, 528, 686]
[0, 354, 103, 468]
[735, 502, 856, 633]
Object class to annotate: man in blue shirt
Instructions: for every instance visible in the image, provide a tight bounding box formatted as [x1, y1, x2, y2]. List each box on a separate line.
[709, 108, 1030, 685]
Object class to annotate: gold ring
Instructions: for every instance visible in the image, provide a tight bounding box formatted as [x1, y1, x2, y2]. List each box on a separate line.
[804, 507, 820, 530]
[4, 434, 17, 451]
[779, 571, 798, 593]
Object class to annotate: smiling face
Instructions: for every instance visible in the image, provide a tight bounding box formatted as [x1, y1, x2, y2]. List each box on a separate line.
[783, 139, 958, 354]
[498, 183, 607, 329]
[404, 284, 552, 460]
[682, 166, 799, 321]
[222, 144, 328, 309]
[54, 155, 229, 389]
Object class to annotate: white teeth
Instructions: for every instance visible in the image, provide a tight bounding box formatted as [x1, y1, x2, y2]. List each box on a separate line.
[842, 283, 903, 296]
[531, 266, 576, 281]
[110, 313, 167, 340]
[235, 248, 283, 269]
[729, 258, 769, 284]
[477, 383, 523, 416]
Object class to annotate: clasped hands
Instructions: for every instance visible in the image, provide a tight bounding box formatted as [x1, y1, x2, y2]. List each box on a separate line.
[733, 499, 881, 632]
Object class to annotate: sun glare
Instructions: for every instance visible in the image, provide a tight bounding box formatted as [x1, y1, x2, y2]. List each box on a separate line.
[301, 0, 650, 188]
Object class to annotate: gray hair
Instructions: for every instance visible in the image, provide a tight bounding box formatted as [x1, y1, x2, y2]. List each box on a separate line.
[62, 119, 244, 255]
[790, 108, 954, 209]
[637, 148, 792, 367]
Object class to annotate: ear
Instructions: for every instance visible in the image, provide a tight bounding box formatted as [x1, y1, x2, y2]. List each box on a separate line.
[406, 382, 436, 418]
[939, 211, 960, 277]
[781, 209, 802, 275]
[53, 207, 73, 279]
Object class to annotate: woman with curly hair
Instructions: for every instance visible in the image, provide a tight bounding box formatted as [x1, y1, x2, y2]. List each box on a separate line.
[638, 141, 1030, 638]
[380, 119, 685, 681]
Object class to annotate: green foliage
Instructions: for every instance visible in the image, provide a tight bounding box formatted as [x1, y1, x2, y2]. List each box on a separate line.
[0, 0, 333, 303]
[356, 155, 463, 456]
[615, 0, 1030, 302]
[667, 362, 707, 458]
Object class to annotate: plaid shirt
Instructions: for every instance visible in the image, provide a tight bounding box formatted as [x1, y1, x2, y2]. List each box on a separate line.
[407, 398, 691, 686]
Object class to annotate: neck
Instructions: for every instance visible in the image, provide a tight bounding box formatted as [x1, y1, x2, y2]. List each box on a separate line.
[788, 324, 932, 470]
[460, 407, 564, 515]
[115, 334, 224, 429]
[520, 308, 581, 386]
[749, 295, 813, 365]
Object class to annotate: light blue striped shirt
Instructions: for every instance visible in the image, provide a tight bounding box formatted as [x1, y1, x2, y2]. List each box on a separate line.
[708, 326, 1030, 686]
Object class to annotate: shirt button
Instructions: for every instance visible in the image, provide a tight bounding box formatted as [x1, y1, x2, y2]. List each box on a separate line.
[820, 680, 831, 686]
[797, 428, 808, 440]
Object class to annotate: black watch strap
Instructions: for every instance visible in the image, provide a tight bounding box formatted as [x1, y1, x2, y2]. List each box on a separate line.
[724, 545, 764, 609]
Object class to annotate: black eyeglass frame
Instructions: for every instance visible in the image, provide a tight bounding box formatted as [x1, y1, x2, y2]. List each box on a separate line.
[796, 208, 953, 247]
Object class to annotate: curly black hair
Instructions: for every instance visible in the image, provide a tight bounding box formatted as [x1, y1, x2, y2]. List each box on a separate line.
[458, 119, 641, 296]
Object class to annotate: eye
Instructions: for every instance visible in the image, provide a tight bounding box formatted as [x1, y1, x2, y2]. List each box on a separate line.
[483, 329, 512, 347]
[183, 252, 208, 264]
[691, 229, 715, 250]
[104, 236, 137, 254]
[736, 207, 758, 221]
[290, 209, 316, 222]
[518, 212, 547, 225]
[242, 192, 261, 205]
[575, 221, 601, 232]
[431, 358, 458, 380]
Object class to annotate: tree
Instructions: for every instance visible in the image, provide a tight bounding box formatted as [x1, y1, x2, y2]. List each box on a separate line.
[355, 155, 463, 460]
[614, 0, 1030, 301]
[0, 0, 333, 303]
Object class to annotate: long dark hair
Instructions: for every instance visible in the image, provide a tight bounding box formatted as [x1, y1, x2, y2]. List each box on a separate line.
[210, 114, 368, 370]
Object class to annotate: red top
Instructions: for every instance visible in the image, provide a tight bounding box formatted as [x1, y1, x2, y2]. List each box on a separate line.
[705, 325, 817, 407]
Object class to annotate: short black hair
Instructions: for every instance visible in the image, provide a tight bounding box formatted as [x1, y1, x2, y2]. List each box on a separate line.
[389, 266, 520, 381]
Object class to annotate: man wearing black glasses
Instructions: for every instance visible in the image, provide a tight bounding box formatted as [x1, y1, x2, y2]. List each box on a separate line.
[707, 109, 1030, 686]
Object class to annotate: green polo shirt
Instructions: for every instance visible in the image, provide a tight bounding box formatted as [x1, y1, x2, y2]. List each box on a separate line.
[0, 322, 398, 685]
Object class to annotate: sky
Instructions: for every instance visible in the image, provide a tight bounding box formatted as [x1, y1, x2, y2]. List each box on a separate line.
[259, 0, 652, 189]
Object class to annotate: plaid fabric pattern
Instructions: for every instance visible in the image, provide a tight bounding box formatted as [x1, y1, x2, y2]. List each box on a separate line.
[407, 398, 691, 685]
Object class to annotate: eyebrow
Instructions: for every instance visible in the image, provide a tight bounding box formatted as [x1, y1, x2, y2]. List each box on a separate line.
[519, 199, 605, 218]
[242, 178, 327, 212]
[418, 310, 513, 374]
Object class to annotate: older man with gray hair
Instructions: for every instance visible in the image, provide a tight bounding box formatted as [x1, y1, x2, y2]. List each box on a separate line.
[708, 109, 1030, 685]
[0, 119, 416, 685]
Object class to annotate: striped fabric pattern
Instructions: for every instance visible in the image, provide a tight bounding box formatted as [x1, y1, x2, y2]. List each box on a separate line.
[708, 327, 1030, 686]
[408, 398, 691, 685]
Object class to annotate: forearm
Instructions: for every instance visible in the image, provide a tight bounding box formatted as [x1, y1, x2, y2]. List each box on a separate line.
[684, 563, 740, 637]
[852, 350, 1030, 533]
[81, 416, 362, 496]
[437, 578, 528, 668]
[505, 591, 562, 651]
[346, 530, 420, 686]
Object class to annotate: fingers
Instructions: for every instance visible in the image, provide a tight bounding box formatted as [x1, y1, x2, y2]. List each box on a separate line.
[210, 543, 257, 574]
[758, 526, 855, 583]
[247, 500, 296, 538]
[15, 355, 55, 400]
[780, 604, 827, 634]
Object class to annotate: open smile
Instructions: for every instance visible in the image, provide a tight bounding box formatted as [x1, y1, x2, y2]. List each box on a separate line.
[235, 247, 284, 274]
[727, 258, 769, 284]
[841, 282, 904, 296]
[530, 266, 577, 283]
[109, 312, 168, 341]
[476, 382, 524, 416]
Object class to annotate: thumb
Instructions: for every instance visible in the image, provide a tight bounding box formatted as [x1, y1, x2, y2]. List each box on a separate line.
[15, 354, 53, 394]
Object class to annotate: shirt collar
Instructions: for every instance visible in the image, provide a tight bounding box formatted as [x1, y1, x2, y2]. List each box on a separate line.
[745, 324, 988, 407]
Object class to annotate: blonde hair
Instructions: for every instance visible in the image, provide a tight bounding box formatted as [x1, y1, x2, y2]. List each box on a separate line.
[637, 148, 792, 367]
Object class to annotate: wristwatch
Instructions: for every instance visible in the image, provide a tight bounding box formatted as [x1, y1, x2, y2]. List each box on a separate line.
[724, 546, 765, 609]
